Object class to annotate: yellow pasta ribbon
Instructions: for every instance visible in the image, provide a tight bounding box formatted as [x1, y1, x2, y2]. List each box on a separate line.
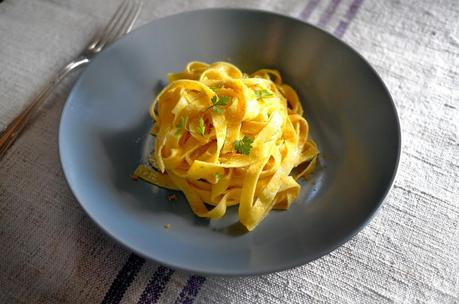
[135, 61, 319, 231]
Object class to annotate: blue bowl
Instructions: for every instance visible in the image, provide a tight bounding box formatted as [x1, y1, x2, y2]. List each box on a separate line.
[59, 8, 400, 275]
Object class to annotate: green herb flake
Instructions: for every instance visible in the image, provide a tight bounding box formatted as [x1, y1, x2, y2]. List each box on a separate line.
[234, 136, 254, 155]
[197, 117, 206, 136]
[254, 89, 274, 99]
[215, 172, 222, 182]
[175, 116, 188, 135]
[209, 95, 230, 113]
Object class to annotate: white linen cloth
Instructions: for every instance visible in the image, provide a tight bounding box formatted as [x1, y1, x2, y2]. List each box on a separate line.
[0, 0, 458, 303]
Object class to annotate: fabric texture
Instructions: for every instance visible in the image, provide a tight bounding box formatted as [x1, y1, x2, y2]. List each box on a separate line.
[0, 0, 458, 303]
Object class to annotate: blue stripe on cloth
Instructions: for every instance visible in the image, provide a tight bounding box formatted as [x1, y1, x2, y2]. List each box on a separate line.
[299, 0, 320, 21]
[137, 266, 175, 304]
[101, 253, 146, 304]
[174, 275, 206, 304]
[318, 0, 344, 28]
[334, 0, 365, 37]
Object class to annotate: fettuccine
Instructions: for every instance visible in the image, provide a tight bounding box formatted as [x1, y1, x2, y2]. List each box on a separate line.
[134, 61, 319, 231]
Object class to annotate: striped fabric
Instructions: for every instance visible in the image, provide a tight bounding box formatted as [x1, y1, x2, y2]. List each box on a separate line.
[1, 0, 458, 303]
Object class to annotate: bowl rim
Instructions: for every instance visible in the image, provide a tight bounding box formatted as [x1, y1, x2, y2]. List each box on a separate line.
[59, 7, 401, 276]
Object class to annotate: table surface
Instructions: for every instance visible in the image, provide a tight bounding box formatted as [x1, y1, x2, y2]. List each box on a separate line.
[1, 0, 458, 303]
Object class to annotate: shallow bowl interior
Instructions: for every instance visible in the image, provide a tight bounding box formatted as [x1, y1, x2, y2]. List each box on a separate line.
[59, 8, 400, 275]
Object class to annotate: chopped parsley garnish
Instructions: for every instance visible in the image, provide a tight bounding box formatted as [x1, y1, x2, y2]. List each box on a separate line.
[175, 116, 188, 135]
[197, 117, 206, 136]
[234, 136, 254, 155]
[215, 172, 222, 182]
[208, 95, 230, 113]
[254, 89, 273, 99]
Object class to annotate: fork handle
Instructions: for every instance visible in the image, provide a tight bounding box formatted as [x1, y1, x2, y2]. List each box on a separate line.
[0, 57, 89, 159]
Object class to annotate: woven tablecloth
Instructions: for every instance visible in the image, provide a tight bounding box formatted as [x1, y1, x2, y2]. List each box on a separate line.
[1, 0, 458, 303]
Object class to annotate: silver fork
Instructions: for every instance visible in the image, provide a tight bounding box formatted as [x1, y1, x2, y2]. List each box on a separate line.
[0, 0, 143, 158]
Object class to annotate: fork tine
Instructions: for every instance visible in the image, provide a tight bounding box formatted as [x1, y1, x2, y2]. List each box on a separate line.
[122, 1, 143, 35]
[95, 0, 141, 51]
[97, 1, 133, 48]
[105, 0, 141, 44]
[94, 0, 130, 46]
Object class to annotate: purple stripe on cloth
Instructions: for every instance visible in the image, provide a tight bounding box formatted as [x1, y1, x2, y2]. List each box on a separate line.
[137, 266, 175, 304]
[174, 275, 206, 304]
[334, 0, 364, 37]
[101, 254, 146, 304]
[299, 0, 320, 21]
[317, 0, 343, 28]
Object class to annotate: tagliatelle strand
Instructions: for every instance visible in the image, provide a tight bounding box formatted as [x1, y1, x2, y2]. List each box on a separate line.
[135, 61, 319, 231]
